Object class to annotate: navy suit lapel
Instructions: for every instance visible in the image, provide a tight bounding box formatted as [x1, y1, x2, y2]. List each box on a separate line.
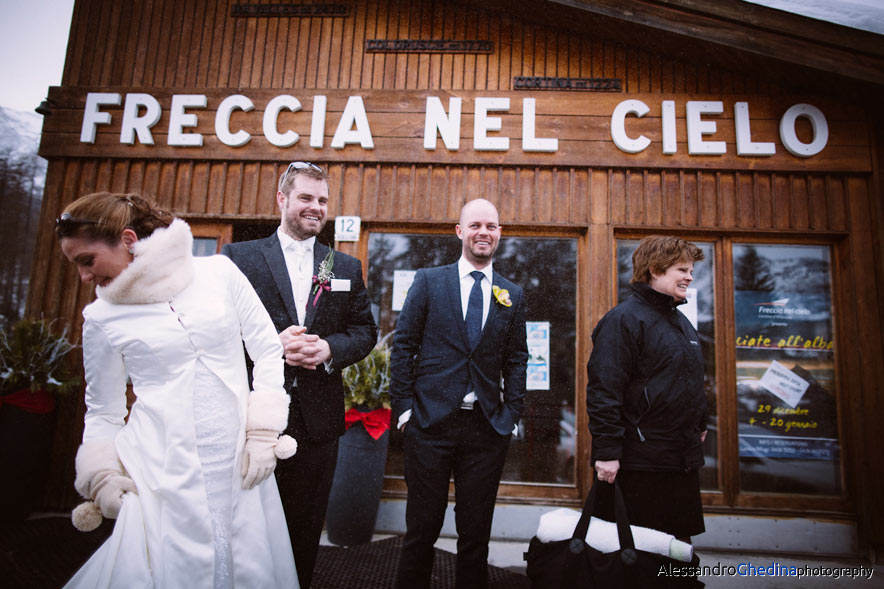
[304, 242, 327, 330]
[262, 235, 300, 326]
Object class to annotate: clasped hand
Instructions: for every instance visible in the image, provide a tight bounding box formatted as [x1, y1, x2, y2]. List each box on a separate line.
[279, 325, 331, 369]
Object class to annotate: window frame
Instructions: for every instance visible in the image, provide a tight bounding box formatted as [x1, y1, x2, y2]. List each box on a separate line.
[615, 229, 851, 516]
[364, 222, 590, 504]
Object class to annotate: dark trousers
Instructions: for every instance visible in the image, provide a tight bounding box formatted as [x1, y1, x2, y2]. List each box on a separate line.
[396, 408, 511, 589]
[274, 437, 339, 589]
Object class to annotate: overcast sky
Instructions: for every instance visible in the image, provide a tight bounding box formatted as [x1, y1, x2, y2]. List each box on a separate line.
[0, 0, 75, 112]
[0, 0, 881, 114]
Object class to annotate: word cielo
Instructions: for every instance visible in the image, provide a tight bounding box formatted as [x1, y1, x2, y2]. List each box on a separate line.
[80, 92, 828, 157]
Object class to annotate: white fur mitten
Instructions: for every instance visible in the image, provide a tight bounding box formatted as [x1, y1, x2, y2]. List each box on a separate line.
[71, 439, 137, 530]
[241, 388, 298, 489]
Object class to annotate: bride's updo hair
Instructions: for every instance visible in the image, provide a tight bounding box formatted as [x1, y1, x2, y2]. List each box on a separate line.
[55, 192, 174, 244]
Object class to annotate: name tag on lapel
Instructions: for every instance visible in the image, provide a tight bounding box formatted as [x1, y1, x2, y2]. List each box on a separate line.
[330, 279, 351, 292]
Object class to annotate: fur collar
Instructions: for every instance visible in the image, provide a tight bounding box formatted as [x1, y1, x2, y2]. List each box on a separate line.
[97, 219, 195, 304]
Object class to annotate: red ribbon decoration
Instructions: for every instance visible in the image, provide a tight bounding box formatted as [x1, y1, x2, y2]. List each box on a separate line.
[0, 388, 56, 414]
[344, 407, 392, 440]
[312, 275, 331, 306]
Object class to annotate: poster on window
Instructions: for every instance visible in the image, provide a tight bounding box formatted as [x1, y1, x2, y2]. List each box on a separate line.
[526, 321, 550, 391]
[733, 244, 840, 494]
[391, 270, 416, 311]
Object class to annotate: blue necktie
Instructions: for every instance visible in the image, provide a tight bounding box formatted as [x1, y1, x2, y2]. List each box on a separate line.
[465, 270, 484, 349]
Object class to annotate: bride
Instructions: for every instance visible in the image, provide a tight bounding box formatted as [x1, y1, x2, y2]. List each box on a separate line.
[56, 192, 299, 588]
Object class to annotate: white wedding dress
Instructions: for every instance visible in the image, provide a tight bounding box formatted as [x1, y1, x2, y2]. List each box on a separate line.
[65, 220, 298, 589]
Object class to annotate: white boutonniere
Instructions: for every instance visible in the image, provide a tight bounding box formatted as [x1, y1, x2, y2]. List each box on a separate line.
[311, 249, 335, 305]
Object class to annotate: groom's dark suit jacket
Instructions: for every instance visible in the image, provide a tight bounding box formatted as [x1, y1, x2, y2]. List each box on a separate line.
[222, 234, 377, 442]
[391, 263, 528, 435]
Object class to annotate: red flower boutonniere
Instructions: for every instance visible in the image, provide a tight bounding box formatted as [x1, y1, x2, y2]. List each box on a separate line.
[311, 249, 335, 305]
[492, 285, 512, 307]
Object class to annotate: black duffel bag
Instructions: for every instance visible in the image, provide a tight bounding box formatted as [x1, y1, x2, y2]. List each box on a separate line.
[524, 480, 701, 588]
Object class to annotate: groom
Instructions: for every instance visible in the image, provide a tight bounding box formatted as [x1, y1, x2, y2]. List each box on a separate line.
[391, 198, 528, 589]
[222, 162, 376, 587]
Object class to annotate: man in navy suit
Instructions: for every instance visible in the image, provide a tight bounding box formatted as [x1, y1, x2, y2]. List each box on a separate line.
[391, 198, 528, 589]
[222, 162, 376, 588]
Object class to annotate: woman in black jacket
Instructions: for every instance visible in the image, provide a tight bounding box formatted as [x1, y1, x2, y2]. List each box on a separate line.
[587, 235, 708, 546]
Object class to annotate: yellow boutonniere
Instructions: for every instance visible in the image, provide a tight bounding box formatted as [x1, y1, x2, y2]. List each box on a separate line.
[492, 285, 512, 307]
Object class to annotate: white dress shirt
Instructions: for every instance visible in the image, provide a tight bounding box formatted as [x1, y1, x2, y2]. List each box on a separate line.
[277, 228, 315, 326]
[457, 256, 492, 328]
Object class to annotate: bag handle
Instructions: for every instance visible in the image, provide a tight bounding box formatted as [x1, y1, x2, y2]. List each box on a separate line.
[561, 479, 639, 588]
[571, 479, 635, 546]
[612, 479, 636, 553]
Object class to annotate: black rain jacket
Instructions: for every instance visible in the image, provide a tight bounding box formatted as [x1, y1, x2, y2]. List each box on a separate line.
[586, 282, 707, 472]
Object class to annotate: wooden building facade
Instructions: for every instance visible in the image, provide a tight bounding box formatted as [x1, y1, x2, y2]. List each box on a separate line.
[30, 0, 884, 556]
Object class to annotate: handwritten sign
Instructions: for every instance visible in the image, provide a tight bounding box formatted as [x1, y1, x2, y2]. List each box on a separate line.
[759, 360, 810, 408]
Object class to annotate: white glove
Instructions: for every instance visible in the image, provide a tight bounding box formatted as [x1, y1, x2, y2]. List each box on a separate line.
[89, 469, 137, 518]
[241, 429, 278, 489]
[241, 429, 298, 489]
[72, 440, 137, 529]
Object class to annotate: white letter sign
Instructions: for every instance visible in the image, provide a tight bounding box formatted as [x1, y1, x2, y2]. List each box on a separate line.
[332, 96, 374, 149]
[81, 93, 121, 144]
[423, 96, 462, 150]
[611, 99, 650, 154]
[120, 93, 161, 145]
[215, 95, 253, 147]
[474, 97, 510, 151]
[686, 101, 725, 155]
[780, 103, 828, 157]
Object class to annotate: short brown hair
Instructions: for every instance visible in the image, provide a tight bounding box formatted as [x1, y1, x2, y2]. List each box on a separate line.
[278, 162, 329, 195]
[55, 192, 173, 244]
[631, 235, 704, 284]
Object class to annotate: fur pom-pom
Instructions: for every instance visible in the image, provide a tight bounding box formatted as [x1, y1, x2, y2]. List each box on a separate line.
[72, 501, 103, 532]
[274, 435, 298, 459]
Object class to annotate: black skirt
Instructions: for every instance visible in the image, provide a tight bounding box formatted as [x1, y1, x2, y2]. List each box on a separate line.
[594, 468, 705, 539]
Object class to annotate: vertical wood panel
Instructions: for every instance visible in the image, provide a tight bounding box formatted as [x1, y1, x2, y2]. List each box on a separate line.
[177, 0, 200, 87]
[681, 171, 698, 227]
[238, 162, 260, 215]
[376, 165, 394, 217]
[476, 167, 493, 210]
[197, 0, 220, 86]
[610, 169, 626, 224]
[590, 169, 608, 226]
[499, 167, 517, 222]
[189, 162, 210, 214]
[254, 163, 278, 216]
[644, 170, 663, 226]
[113, 1, 135, 85]
[791, 175, 811, 229]
[754, 173, 773, 229]
[719, 172, 736, 228]
[772, 174, 791, 230]
[735, 172, 755, 228]
[572, 168, 589, 226]
[625, 170, 643, 225]
[262, 12, 281, 87]
[662, 170, 681, 226]
[164, 0, 187, 86]
[698, 172, 717, 227]
[447, 166, 465, 220]
[306, 14, 323, 88]
[516, 168, 534, 222]
[361, 164, 379, 219]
